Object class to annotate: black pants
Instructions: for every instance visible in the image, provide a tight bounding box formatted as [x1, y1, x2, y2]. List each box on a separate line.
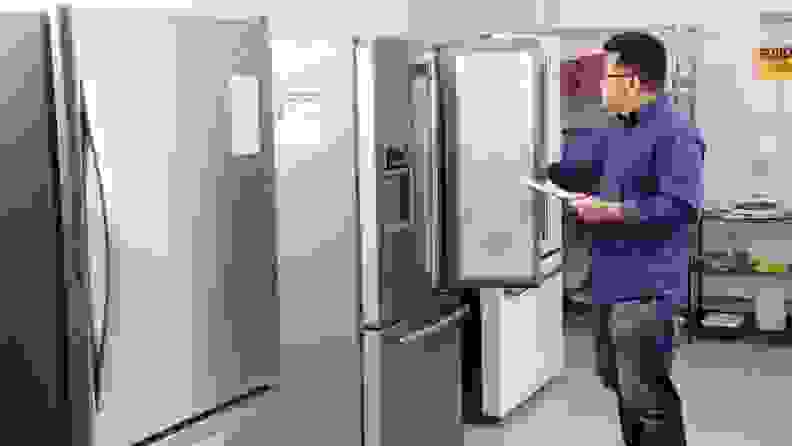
[592, 299, 687, 446]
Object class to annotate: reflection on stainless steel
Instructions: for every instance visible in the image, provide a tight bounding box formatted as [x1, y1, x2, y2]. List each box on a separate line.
[399, 306, 470, 344]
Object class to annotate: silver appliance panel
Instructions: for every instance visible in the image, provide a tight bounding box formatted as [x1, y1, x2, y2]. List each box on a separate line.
[356, 38, 436, 328]
[437, 36, 548, 289]
[362, 305, 467, 446]
[0, 9, 77, 444]
[60, 8, 275, 445]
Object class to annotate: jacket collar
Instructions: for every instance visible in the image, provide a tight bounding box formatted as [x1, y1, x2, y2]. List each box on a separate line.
[617, 94, 670, 128]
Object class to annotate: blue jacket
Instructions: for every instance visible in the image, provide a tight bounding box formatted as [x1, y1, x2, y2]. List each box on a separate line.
[550, 95, 704, 325]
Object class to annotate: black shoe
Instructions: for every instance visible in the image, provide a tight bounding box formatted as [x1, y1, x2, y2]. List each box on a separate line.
[636, 408, 687, 446]
[617, 402, 640, 446]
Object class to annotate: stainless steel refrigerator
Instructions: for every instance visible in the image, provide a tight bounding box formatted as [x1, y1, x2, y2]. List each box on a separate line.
[49, 6, 278, 445]
[356, 33, 567, 434]
[354, 37, 469, 446]
[0, 10, 70, 444]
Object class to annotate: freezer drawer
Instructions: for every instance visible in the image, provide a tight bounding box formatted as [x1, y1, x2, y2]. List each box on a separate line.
[362, 306, 468, 446]
[481, 269, 565, 419]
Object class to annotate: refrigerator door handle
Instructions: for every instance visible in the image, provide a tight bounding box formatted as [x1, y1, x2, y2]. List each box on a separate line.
[79, 78, 111, 413]
[399, 305, 470, 344]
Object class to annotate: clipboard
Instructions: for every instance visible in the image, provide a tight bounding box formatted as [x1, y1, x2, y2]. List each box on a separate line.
[519, 176, 623, 209]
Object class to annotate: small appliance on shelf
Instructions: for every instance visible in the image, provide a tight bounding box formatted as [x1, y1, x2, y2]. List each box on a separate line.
[700, 312, 746, 329]
[724, 193, 781, 219]
[697, 249, 753, 273]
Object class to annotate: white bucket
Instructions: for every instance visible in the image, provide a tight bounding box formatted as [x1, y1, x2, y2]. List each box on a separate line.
[756, 287, 787, 331]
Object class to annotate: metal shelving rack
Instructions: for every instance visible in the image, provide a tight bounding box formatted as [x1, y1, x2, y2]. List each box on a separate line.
[689, 215, 792, 344]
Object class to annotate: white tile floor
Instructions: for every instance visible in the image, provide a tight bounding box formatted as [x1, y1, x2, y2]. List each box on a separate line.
[464, 312, 792, 445]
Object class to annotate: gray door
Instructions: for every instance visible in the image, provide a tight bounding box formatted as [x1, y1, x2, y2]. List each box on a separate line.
[0, 10, 70, 443]
[63, 8, 275, 445]
[437, 37, 548, 289]
[356, 37, 439, 327]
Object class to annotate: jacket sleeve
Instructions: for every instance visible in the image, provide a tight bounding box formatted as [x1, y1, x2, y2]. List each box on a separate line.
[584, 131, 704, 241]
[547, 129, 607, 193]
[628, 131, 704, 225]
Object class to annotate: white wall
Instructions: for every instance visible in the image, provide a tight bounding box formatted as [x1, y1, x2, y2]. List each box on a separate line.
[191, 0, 409, 38]
[0, 0, 192, 9]
[406, 0, 555, 41]
[191, 0, 556, 39]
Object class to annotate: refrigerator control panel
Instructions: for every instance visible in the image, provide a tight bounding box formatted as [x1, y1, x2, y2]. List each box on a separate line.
[384, 144, 409, 170]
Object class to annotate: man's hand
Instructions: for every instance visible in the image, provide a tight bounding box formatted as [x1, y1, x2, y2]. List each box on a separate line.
[572, 195, 625, 224]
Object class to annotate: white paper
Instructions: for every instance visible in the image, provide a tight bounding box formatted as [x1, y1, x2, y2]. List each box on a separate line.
[229, 75, 261, 156]
[757, 287, 787, 331]
[519, 176, 578, 201]
[520, 177, 625, 209]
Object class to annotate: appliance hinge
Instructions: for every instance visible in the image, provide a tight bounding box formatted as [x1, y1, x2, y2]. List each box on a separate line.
[411, 63, 431, 79]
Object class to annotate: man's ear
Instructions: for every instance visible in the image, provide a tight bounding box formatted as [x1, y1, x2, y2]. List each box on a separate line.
[629, 76, 640, 91]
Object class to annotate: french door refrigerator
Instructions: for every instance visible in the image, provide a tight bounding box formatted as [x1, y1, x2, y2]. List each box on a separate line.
[357, 32, 567, 431]
[50, 6, 278, 445]
[354, 37, 469, 446]
[438, 34, 566, 422]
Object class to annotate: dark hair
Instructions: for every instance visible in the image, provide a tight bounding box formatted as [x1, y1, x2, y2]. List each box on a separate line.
[603, 32, 666, 92]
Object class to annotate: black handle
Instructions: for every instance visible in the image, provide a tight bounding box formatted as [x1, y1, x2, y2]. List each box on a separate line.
[543, 195, 548, 241]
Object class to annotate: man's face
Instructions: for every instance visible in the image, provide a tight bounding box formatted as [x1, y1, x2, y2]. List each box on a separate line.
[602, 62, 642, 113]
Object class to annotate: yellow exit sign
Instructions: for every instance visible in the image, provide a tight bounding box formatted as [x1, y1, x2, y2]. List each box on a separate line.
[755, 48, 792, 80]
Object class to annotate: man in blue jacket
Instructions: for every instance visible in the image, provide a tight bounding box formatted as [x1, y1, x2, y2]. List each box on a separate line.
[548, 32, 703, 446]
